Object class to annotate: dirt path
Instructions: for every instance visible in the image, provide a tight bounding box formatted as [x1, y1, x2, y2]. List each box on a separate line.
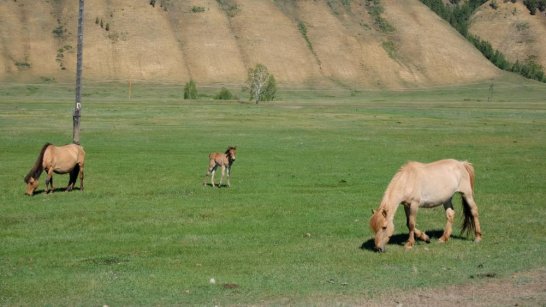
[369, 268, 546, 306]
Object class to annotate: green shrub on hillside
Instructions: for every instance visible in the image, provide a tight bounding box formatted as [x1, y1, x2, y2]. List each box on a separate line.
[214, 87, 235, 100]
[183, 80, 198, 99]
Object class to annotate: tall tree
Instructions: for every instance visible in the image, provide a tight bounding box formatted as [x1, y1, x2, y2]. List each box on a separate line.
[247, 64, 276, 104]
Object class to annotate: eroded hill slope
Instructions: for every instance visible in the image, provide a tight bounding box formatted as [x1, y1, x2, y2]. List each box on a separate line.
[0, 0, 502, 88]
[469, 0, 546, 69]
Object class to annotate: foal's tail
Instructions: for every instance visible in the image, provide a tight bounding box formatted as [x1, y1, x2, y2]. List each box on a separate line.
[461, 161, 476, 237]
[24, 143, 51, 183]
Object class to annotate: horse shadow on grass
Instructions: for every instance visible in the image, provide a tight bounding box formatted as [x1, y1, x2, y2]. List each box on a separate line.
[360, 229, 469, 252]
[31, 187, 81, 195]
[203, 183, 231, 188]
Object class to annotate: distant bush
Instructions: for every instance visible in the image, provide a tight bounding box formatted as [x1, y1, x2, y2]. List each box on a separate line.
[192, 6, 206, 13]
[52, 25, 65, 38]
[214, 87, 234, 100]
[183, 80, 198, 99]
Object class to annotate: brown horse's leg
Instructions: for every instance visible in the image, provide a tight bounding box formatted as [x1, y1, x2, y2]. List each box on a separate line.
[66, 165, 78, 191]
[45, 168, 54, 193]
[404, 203, 419, 250]
[79, 163, 84, 191]
[439, 199, 455, 243]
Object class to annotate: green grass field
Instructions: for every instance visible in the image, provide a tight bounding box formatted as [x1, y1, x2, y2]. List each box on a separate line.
[1, 79, 545, 305]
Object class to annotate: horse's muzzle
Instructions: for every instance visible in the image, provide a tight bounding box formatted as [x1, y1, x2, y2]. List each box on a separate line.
[375, 246, 385, 253]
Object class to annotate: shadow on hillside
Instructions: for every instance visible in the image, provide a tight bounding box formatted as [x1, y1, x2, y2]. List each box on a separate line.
[360, 229, 470, 252]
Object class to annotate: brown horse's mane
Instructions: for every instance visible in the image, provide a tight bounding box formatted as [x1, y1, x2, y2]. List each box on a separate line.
[24, 143, 51, 183]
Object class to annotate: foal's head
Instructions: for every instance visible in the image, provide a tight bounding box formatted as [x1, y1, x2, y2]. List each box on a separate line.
[225, 146, 237, 162]
[369, 208, 394, 252]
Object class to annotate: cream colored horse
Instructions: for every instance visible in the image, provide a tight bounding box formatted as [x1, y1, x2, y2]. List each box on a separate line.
[203, 146, 237, 187]
[24, 143, 85, 195]
[369, 159, 481, 252]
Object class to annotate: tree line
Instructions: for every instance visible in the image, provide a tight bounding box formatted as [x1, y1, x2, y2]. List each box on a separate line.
[420, 0, 545, 83]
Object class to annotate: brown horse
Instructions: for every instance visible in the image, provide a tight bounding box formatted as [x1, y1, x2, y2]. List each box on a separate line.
[369, 159, 482, 252]
[24, 143, 85, 196]
[203, 146, 237, 187]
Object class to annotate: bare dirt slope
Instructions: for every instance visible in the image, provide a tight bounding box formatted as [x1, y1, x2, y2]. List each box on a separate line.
[0, 0, 504, 88]
[470, 1, 546, 69]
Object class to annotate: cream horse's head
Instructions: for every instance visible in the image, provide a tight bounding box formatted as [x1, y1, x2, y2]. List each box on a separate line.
[369, 208, 394, 252]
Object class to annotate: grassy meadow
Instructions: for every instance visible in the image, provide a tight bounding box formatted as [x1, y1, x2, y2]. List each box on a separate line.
[1, 79, 545, 305]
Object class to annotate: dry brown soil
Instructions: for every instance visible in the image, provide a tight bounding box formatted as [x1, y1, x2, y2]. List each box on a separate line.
[368, 268, 546, 306]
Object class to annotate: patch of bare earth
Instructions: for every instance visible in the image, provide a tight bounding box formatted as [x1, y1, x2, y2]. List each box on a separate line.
[367, 268, 546, 306]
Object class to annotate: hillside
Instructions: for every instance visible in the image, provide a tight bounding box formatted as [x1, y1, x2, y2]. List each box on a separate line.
[469, 0, 546, 69]
[0, 0, 504, 88]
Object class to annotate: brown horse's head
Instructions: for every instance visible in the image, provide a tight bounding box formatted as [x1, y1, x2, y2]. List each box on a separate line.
[225, 146, 237, 162]
[370, 208, 394, 252]
[24, 176, 39, 196]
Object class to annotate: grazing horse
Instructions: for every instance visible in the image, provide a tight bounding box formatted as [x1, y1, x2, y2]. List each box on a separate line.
[203, 146, 237, 187]
[24, 143, 85, 196]
[369, 159, 482, 252]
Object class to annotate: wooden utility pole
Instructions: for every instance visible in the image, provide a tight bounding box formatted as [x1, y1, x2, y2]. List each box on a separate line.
[73, 0, 84, 144]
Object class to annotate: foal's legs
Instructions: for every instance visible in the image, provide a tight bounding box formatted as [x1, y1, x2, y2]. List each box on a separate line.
[203, 162, 218, 187]
[439, 198, 455, 243]
[226, 166, 231, 187]
[219, 165, 226, 187]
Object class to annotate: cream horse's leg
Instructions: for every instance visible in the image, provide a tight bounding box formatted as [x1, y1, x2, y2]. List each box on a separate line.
[463, 194, 482, 242]
[404, 204, 430, 250]
[439, 198, 455, 243]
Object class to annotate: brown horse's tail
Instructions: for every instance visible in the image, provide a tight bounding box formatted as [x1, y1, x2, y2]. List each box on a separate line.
[24, 143, 51, 183]
[461, 161, 476, 237]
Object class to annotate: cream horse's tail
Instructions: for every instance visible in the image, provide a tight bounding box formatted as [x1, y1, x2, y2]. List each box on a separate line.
[461, 161, 476, 236]
[463, 161, 475, 190]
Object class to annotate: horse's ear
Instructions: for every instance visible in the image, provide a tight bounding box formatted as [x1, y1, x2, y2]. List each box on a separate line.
[381, 209, 388, 218]
[371, 209, 376, 215]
